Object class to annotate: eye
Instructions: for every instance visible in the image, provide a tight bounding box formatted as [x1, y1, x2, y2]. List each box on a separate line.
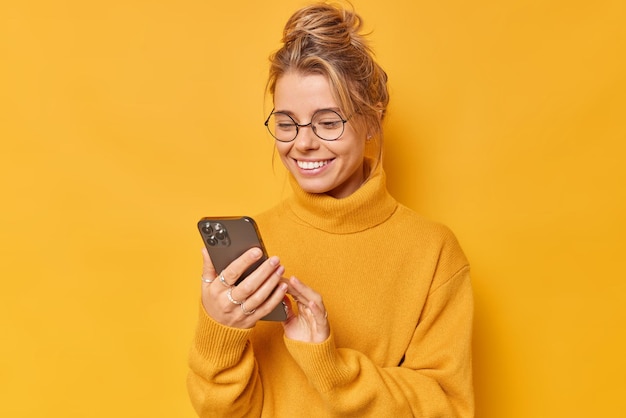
[315, 115, 343, 130]
[272, 114, 296, 131]
[313, 110, 344, 130]
[276, 121, 295, 131]
[317, 119, 342, 129]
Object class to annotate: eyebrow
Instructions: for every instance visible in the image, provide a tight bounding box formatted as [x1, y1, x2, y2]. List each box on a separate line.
[273, 107, 343, 119]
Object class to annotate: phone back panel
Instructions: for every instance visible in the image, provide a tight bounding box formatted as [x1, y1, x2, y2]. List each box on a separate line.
[197, 216, 268, 285]
[197, 216, 286, 321]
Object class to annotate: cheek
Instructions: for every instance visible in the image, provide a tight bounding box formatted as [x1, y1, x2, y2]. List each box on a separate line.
[345, 119, 367, 140]
[335, 136, 367, 161]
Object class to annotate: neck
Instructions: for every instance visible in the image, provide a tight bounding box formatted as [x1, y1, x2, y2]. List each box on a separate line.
[285, 162, 397, 233]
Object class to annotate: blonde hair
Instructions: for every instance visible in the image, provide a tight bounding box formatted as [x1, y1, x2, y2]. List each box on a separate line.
[267, 2, 389, 154]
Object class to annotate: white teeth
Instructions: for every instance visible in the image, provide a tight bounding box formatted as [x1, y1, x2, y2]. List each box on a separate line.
[297, 160, 329, 169]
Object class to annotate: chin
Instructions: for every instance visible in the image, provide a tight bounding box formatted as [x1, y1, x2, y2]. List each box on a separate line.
[290, 176, 331, 194]
[297, 182, 332, 195]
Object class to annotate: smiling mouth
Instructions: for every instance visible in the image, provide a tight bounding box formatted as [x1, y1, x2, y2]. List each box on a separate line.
[296, 160, 331, 170]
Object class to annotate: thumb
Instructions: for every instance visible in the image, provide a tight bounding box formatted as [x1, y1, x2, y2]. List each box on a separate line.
[281, 296, 297, 323]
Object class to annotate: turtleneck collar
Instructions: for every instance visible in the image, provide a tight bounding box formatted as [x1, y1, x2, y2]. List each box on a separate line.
[284, 161, 398, 234]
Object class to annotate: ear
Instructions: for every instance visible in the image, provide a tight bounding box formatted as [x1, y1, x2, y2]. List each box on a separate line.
[375, 103, 385, 121]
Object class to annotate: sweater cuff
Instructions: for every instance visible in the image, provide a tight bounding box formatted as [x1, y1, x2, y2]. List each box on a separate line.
[193, 302, 253, 369]
[283, 332, 349, 393]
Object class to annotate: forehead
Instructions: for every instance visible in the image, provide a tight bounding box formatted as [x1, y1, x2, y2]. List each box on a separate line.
[273, 72, 338, 116]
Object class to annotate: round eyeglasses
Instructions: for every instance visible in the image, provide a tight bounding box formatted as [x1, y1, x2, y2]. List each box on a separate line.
[264, 109, 348, 142]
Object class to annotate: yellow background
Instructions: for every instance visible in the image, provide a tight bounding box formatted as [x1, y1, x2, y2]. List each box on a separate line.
[1, 0, 624, 417]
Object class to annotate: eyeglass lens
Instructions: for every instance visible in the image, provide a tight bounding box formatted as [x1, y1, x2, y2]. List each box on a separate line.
[266, 109, 345, 142]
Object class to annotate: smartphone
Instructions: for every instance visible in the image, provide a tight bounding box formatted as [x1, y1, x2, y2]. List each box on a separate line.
[197, 216, 287, 321]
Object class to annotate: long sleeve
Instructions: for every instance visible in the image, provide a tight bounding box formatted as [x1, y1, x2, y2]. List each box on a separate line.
[283, 266, 474, 418]
[187, 305, 263, 417]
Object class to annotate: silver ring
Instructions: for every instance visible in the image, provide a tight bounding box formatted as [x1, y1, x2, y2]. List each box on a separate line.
[226, 287, 244, 305]
[219, 272, 231, 288]
[241, 301, 256, 316]
[202, 276, 214, 284]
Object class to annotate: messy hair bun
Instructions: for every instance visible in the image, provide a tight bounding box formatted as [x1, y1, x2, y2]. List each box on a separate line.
[267, 2, 389, 150]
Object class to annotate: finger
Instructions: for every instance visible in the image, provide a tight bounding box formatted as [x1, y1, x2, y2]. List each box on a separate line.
[286, 277, 308, 303]
[244, 281, 289, 320]
[281, 296, 297, 322]
[229, 257, 282, 305]
[201, 247, 217, 279]
[287, 276, 324, 309]
[308, 301, 329, 325]
[201, 247, 218, 285]
[220, 247, 264, 286]
[301, 303, 315, 322]
[235, 264, 284, 304]
[234, 255, 280, 293]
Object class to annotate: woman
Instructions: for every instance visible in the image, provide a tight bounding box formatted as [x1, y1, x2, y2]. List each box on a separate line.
[188, 3, 474, 417]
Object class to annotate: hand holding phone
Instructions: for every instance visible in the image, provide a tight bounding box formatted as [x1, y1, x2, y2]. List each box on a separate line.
[198, 216, 287, 321]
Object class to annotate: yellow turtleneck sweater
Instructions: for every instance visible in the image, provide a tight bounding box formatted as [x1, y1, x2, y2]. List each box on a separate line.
[188, 167, 474, 417]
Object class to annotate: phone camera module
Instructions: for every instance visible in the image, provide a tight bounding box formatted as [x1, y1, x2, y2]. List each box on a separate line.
[201, 221, 230, 247]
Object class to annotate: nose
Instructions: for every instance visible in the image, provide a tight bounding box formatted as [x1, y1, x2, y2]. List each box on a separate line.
[294, 124, 319, 151]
